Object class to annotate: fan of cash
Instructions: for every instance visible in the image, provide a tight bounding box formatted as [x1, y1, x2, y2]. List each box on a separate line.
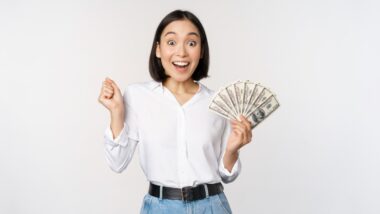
[208, 80, 280, 129]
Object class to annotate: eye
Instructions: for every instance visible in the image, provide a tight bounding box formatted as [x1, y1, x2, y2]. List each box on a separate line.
[188, 41, 197, 47]
[167, 40, 176, 46]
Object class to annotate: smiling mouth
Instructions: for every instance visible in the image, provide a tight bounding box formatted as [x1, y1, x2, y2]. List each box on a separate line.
[172, 61, 190, 68]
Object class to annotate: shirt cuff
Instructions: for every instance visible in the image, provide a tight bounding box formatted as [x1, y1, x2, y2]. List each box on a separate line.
[104, 123, 128, 147]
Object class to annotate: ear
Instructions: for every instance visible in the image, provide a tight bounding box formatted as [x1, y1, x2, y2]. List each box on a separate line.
[155, 42, 161, 58]
[200, 48, 204, 59]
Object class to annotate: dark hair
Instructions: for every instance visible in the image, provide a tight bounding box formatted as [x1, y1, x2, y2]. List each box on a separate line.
[149, 10, 210, 82]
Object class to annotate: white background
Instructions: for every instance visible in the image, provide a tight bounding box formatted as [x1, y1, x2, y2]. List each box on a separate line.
[1, 0, 379, 213]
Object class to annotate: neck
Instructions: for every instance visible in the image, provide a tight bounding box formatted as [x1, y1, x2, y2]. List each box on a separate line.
[163, 78, 199, 95]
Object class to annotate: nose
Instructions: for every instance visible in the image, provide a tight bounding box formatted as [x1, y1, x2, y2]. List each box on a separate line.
[176, 44, 187, 57]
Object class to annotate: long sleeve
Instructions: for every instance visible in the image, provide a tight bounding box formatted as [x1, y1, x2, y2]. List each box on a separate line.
[218, 120, 242, 183]
[103, 88, 139, 173]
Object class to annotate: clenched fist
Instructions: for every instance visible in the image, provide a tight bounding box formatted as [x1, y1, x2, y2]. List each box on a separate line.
[98, 77, 124, 114]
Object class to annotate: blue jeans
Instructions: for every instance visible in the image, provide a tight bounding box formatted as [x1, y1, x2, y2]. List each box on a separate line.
[140, 192, 233, 214]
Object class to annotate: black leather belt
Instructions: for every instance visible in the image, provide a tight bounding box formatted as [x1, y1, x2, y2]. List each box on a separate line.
[148, 182, 224, 202]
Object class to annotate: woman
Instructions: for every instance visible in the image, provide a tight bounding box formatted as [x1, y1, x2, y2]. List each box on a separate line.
[98, 10, 253, 214]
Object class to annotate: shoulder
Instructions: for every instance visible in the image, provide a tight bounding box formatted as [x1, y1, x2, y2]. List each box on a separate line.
[125, 80, 157, 90]
[122, 80, 158, 105]
[198, 81, 215, 97]
[198, 82, 221, 106]
[123, 80, 158, 94]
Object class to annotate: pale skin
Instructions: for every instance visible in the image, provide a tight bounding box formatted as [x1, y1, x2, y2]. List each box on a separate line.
[98, 19, 253, 173]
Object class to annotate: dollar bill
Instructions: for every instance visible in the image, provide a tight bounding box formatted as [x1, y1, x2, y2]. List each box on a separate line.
[209, 80, 280, 129]
[244, 84, 265, 116]
[242, 81, 257, 115]
[208, 101, 236, 120]
[234, 81, 246, 116]
[247, 95, 280, 128]
[225, 83, 240, 117]
[215, 88, 239, 118]
[212, 95, 239, 120]
[255, 88, 273, 106]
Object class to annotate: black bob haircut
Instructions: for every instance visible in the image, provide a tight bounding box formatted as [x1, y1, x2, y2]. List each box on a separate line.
[149, 10, 210, 82]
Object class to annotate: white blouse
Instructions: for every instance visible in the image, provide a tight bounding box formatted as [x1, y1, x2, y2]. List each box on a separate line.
[103, 80, 243, 188]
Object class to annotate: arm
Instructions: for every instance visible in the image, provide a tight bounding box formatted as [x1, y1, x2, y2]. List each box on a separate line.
[103, 96, 139, 173]
[223, 149, 239, 173]
[99, 78, 139, 173]
[110, 109, 125, 140]
[218, 115, 253, 183]
[218, 120, 242, 183]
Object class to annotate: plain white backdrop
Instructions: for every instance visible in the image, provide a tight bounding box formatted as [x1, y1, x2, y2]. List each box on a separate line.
[1, 0, 379, 213]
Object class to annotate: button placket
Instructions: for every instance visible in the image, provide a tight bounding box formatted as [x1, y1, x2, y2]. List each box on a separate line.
[180, 108, 188, 158]
[177, 107, 187, 185]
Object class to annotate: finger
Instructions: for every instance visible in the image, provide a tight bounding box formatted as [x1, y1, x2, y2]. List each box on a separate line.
[240, 115, 253, 130]
[239, 119, 251, 131]
[105, 78, 117, 88]
[105, 77, 113, 82]
[103, 82, 114, 92]
[102, 91, 113, 99]
[110, 81, 120, 91]
[246, 131, 252, 143]
[240, 115, 251, 126]
[103, 87, 114, 94]
[235, 116, 248, 125]
[100, 84, 110, 98]
[235, 129, 247, 143]
[103, 80, 112, 87]
[233, 129, 240, 137]
[242, 120, 252, 132]
[233, 123, 250, 143]
[106, 77, 116, 85]
[101, 86, 114, 96]
[246, 127, 253, 142]
[232, 123, 245, 133]
[102, 84, 114, 91]
[233, 128, 244, 137]
[232, 121, 247, 131]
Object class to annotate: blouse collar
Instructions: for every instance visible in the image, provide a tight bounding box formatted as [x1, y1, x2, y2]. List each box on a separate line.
[149, 80, 207, 95]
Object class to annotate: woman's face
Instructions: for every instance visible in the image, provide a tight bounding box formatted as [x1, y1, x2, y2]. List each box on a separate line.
[156, 19, 202, 83]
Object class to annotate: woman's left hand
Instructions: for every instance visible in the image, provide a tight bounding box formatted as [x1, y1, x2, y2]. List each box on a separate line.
[226, 115, 253, 153]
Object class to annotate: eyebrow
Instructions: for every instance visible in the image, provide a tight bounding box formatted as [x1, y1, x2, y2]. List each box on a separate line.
[164, 31, 200, 37]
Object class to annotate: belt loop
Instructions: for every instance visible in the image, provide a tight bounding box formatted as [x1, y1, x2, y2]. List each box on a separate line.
[203, 184, 209, 198]
[159, 185, 163, 200]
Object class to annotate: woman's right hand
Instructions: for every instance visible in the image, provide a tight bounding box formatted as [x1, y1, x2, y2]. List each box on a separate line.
[98, 77, 125, 114]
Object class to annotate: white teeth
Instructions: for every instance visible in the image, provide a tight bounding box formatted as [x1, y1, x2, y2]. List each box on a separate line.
[173, 61, 189, 66]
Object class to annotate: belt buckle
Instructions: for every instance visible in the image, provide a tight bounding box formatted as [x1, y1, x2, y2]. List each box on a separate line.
[181, 186, 193, 201]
